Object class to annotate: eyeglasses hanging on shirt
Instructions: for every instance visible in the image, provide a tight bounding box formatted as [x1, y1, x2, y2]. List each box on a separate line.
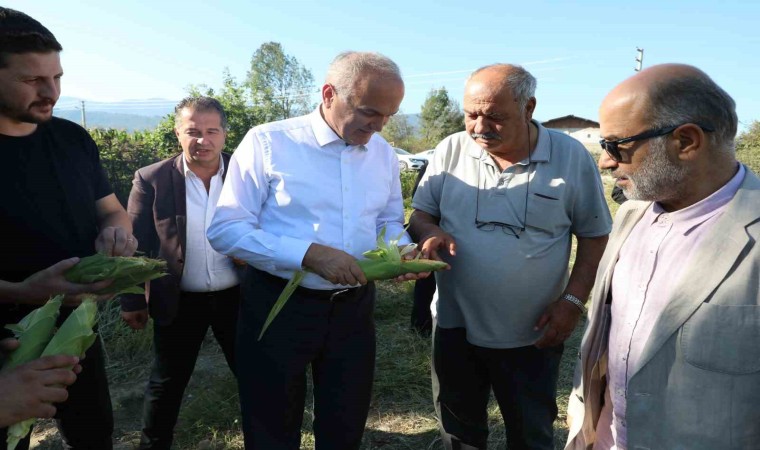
[475, 122, 532, 239]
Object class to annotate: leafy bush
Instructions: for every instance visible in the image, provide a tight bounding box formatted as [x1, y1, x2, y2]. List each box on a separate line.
[737, 120, 760, 174]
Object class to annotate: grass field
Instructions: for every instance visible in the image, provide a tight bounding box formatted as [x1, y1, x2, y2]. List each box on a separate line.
[31, 178, 620, 450]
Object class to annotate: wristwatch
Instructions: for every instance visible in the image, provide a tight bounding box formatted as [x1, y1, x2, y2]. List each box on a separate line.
[561, 293, 587, 314]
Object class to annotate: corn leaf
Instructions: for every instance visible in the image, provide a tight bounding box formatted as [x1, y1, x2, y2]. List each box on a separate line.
[40, 297, 98, 359]
[257, 271, 305, 341]
[1, 296, 62, 372]
[64, 253, 167, 295]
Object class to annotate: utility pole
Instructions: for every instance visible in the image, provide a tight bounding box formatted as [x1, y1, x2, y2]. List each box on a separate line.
[635, 47, 644, 72]
[79, 100, 87, 129]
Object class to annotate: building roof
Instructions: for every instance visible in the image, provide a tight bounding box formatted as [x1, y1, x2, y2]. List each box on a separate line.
[541, 115, 600, 128]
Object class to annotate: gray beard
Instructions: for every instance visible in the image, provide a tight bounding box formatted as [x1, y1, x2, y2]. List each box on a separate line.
[621, 137, 689, 202]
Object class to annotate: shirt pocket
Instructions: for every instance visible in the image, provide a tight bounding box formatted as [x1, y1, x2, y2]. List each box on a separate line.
[681, 303, 760, 374]
[526, 191, 570, 236]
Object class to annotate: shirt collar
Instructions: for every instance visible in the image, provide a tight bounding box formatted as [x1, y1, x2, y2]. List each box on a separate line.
[311, 106, 344, 147]
[466, 119, 551, 165]
[648, 163, 745, 233]
[182, 154, 225, 178]
[310, 106, 371, 151]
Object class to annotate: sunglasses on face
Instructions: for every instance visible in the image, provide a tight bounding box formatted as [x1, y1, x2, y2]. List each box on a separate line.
[599, 123, 715, 162]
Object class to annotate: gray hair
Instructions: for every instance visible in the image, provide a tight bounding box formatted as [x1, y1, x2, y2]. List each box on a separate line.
[174, 96, 227, 131]
[645, 70, 737, 155]
[325, 51, 402, 100]
[467, 64, 537, 113]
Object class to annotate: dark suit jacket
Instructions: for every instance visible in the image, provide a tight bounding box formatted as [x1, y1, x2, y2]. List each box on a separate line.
[120, 153, 232, 325]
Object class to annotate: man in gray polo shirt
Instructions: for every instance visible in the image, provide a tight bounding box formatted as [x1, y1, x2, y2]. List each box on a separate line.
[410, 64, 611, 450]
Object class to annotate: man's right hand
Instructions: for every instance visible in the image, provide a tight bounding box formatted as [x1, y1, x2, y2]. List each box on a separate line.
[0, 354, 80, 428]
[419, 228, 457, 264]
[15, 257, 113, 305]
[302, 244, 367, 286]
[120, 309, 149, 330]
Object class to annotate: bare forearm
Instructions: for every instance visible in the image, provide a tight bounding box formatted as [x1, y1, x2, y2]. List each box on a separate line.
[408, 210, 441, 242]
[565, 235, 608, 302]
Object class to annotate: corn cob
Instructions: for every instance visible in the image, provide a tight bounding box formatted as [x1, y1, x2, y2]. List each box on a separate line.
[6, 297, 99, 450]
[258, 226, 446, 340]
[1, 296, 62, 372]
[64, 253, 167, 295]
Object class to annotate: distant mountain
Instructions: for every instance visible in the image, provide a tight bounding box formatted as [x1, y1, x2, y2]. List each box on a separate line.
[53, 96, 174, 131]
[54, 110, 164, 132]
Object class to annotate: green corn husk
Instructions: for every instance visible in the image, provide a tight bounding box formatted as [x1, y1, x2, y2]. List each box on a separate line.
[257, 271, 306, 341]
[2, 296, 62, 450]
[1, 296, 63, 373]
[257, 226, 447, 340]
[64, 253, 167, 295]
[6, 297, 99, 450]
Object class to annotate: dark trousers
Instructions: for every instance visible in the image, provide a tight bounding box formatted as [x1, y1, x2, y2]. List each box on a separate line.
[139, 285, 240, 450]
[411, 275, 436, 335]
[0, 308, 113, 450]
[432, 326, 562, 450]
[237, 268, 376, 450]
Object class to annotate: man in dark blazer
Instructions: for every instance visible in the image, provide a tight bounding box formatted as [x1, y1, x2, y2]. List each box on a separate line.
[120, 97, 241, 450]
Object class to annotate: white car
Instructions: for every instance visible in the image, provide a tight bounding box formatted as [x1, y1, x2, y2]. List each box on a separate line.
[414, 149, 436, 162]
[393, 148, 427, 171]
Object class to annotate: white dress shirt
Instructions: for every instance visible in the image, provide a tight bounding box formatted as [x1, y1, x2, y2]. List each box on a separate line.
[180, 155, 239, 292]
[207, 108, 409, 290]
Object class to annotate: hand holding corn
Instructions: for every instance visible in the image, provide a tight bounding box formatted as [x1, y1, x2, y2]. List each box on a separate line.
[94, 226, 138, 257]
[259, 226, 448, 340]
[3, 297, 99, 450]
[302, 243, 367, 286]
[7, 258, 112, 305]
[0, 354, 79, 428]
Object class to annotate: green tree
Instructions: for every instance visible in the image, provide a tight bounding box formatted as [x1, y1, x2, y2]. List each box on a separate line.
[737, 120, 760, 174]
[380, 113, 421, 152]
[93, 128, 173, 204]
[188, 69, 263, 150]
[246, 42, 315, 122]
[418, 87, 464, 149]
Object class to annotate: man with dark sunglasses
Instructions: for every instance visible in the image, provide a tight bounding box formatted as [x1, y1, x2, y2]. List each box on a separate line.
[566, 64, 760, 450]
[410, 64, 611, 450]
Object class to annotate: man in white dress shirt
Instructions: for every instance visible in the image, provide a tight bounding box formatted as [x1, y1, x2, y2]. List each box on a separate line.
[121, 97, 241, 450]
[208, 51, 418, 449]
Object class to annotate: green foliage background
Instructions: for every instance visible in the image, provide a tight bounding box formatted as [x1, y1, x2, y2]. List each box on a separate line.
[737, 120, 760, 173]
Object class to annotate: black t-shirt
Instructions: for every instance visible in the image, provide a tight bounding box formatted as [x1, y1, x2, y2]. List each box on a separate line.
[0, 118, 112, 326]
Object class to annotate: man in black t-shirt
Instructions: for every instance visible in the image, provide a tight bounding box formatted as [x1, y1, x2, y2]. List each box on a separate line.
[0, 8, 137, 450]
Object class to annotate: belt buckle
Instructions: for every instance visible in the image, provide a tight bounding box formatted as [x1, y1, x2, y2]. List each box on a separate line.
[329, 288, 350, 302]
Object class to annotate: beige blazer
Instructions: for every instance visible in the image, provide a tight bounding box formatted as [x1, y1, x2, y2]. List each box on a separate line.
[565, 167, 760, 450]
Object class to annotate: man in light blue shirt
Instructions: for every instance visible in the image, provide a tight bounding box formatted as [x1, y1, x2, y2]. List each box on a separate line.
[208, 51, 416, 449]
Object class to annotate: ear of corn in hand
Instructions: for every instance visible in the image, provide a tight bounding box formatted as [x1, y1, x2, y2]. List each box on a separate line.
[1, 295, 62, 372]
[64, 253, 167, 295]
[6, 296, 99, 450]
[356, 226, 447, 279]
[40, 296, 98, 359]
[258, 225, 446, 340]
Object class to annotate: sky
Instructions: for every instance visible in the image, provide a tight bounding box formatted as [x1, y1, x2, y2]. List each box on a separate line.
[6, 0, 760, 129]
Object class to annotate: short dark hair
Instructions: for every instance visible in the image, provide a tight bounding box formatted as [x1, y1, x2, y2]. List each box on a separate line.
[0, 8, 62, 68]
[174, 96, 228, 131]
[647, 69, 738, 154]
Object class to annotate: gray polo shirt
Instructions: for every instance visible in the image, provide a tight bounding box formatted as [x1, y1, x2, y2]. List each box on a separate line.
[413, 122, 611, 348]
